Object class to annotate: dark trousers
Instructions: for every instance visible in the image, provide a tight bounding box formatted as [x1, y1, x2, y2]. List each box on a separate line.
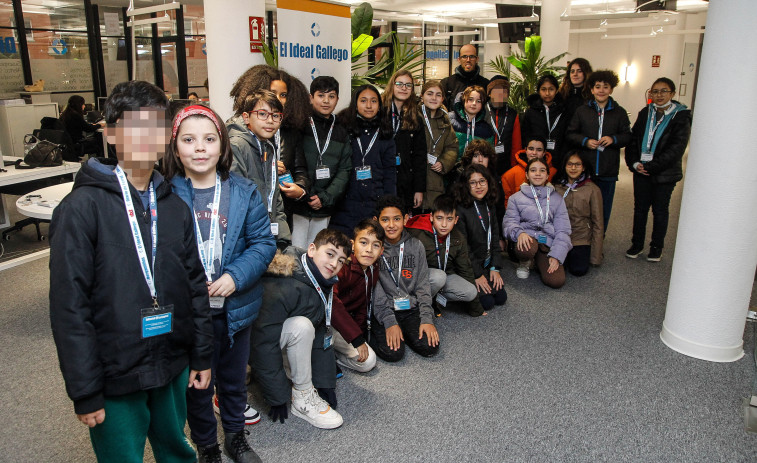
[187, 316, 251, 447]
[369, 309, 439, 362]
[565, 245, 591, 277]
[632, 174, 676, 249]
[593, 177, 617, 231]
[478, 285, 508, 311]
[515, 242, 566, 289]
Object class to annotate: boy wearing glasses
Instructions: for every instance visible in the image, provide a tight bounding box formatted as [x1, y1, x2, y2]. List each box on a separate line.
[228, 90, 291, 245]
[440, 44, 490, 110]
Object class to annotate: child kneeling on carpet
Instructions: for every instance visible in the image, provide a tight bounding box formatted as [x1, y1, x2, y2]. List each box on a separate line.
[249, 229, 350, 429]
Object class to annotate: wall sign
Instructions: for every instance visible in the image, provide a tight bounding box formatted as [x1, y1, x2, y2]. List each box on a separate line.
[249, 16, 264, 53]
[651, 55, 661, 67]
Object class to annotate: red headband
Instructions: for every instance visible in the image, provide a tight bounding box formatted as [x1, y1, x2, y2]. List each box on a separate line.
[171, 104, 222, 140]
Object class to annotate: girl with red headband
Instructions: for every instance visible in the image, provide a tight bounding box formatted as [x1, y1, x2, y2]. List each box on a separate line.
[164, 104, 277, 463]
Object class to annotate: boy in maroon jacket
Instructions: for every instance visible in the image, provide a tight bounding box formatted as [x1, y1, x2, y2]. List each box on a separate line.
[330, 219, 384, 373]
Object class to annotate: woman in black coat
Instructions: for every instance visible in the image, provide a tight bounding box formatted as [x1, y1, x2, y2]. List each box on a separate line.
[624, 77, 692, 262]
[60, 94, 104, 157]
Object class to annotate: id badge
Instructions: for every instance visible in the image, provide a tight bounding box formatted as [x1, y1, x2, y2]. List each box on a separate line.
[141, 304, 174, 338]
[640, 152, 653, 162]
[393, 296, 411, 311]
[323, 326, 333, 350]
[495, 144, 505, 154]
[396, 155, 401, 166]
[315, 165, 331, 180]
[537, 233, 547, 244]
[209, 296, 225, 309]
[546, 139, 556, 150]
[270, 222, 279, 236]
[427, 153, 438, 165]
[278, 171, 293, 185]
[435, 293, 448, 307]
[597, 145, 605, 152]
[356, 165, 372, 180]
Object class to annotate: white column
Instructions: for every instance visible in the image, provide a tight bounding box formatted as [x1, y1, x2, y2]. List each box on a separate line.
[203, 0, 266, 121]
[539, 0, 571, 63]
[661, 0, 757, 362]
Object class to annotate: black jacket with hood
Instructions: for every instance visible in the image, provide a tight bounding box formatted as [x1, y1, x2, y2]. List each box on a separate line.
[49, 158, 213, 415]
[520, 93, 570, 167]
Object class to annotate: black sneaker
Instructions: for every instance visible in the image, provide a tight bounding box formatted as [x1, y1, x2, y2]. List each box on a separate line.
[197, 443, 223, 463]
[224, 429, 262, 463]
[647, 246, 662, 262]
[625, 244, 644, 258]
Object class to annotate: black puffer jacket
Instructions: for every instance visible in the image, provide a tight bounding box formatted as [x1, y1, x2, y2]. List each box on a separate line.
[456, 199, 505, 279]
[49, 158, 213, 415]
[279, 126, 310, 218]
[250, 248, 336, 407]
[520, 93, 570, 167]
[625, 102, 692, 184]
[393, 121, 427, 211]
[566, 98, 632, 178]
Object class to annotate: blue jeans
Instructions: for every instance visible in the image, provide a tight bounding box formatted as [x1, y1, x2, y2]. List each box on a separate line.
[186, 316, 251, 447]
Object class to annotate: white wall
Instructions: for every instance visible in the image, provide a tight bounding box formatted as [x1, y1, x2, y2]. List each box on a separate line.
[567, 12, 707, 117]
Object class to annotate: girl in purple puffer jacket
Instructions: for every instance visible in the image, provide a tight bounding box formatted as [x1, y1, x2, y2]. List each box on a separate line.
[503, 157, 572, 288]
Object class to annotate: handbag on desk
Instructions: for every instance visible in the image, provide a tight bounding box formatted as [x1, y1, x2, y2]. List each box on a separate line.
[17, 134, 64, 168]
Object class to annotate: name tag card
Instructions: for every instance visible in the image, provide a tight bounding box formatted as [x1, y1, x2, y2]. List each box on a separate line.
[356, 166, 372, 180]
[278, 171, 293, 185]
[427, 153, 438, 165]
[270, 222, 279, 236]
[141, 305, 174, 338]
[315, 166, 331, 180]
[641, 152, 653, 162]
[393, 296, 411, 311]
[495, 144, 505, 154]
[396, 155, 401, 166]
[537, 233, 547, 244]
[209, 296, 225, 309]
[323, 326, 333, 350]
[435, 293, 447, 307]
[546, 139, 556, 150]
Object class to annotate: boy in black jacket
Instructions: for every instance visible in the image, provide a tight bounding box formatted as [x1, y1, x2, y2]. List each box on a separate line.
[49, 80, 213, 462]
[371, 195, 440, 362]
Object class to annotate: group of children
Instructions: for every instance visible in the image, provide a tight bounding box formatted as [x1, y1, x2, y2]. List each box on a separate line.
[49, 56, 691, 462]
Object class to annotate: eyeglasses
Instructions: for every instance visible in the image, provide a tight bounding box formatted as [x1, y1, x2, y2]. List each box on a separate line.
[460, 55, 478, 61]
[468, 179, 488, 187]
[249, 109, 283, 122]
[566, 162, 583, 168]
[394, 82, 414, 89]
[649, 89, 672, 95]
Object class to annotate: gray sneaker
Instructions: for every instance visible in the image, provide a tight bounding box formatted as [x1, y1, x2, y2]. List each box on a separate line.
[291, 386, 343, 429]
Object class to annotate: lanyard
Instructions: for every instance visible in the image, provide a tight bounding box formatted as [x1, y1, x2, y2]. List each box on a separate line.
[466, 115, 476, 149]
[433, 229, 450, 271]
[646, 108, 666, 152]
[562, 181, 577, 199]
[488, 105, 507, 144]
[597, 107, 605, 139]
[114, 166, 158, 305]
[301, 254, 333, 327]
[421, 105, 444, 153]
[381, 243, 404, 290]
[365, 266, 374, 328]
[193, 174, 222, 282]
[310, 116, 335, 164]
[250, 132, 275, 214]
[356, 129, 380, 166]
[545, 106, 562, 138]
[473, 201, 491, 259]
[391, 102, 401, 137]
[530, 185, 550, 226]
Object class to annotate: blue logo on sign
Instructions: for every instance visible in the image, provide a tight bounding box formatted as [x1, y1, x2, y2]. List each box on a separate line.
[51, 38, 68, 55]
[202, 43, 207, 56]
[311, 22, 320, 37]
[310, 68, 320, 80]
[0, 37, 17, 54]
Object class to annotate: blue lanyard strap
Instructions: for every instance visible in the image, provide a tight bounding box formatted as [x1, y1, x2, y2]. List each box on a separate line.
[310, 116, 335, 164]
[421, 105, 444, 151]
[433, 228, 450, 271]
[381, 242, 404, 290]
[545, 106, 561, 137]
[301, 254, 333, 327]
[114, 166, 158, 305]
[193, 173, 222, 281]
[356, 129, 380, 166]
[597, 107, 605, 139]
[530, 185, 551, 226]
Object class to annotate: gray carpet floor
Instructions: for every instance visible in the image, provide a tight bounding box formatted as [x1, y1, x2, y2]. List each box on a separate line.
[2, 161, 757, 462]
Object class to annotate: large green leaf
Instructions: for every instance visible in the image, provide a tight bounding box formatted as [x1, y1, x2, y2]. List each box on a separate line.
[352, 34, 373, 57]
[351, 2, 373, 39]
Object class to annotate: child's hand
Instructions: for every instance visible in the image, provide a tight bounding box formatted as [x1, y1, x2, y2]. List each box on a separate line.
[475, 275, 491, 294]
[547, 257, 560, 274]
[413, 192, 423, 209]
[419, 323, 439, 347]
[188, 369, 211, 389]
[356, 343, 369, 363]
[489, 270, 504, 291]
[586, 139, 599, 149]
[280, 182, 304, 199]
[276, 160, 286, 175]
[308, 195, 322, 210]
[517, 232, 533, 252]
[209, 274, 236, 297]
[430, 161, 443, 173]
[77, 409, 105, 428]
[598, 136, 614, 147]
[386, 325, 403, 351]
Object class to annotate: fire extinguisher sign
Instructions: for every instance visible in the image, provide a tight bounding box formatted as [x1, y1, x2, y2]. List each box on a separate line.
[249, 16, 264, 53]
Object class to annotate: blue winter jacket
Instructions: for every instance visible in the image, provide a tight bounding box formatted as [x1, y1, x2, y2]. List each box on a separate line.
[171, 172, 277, 344]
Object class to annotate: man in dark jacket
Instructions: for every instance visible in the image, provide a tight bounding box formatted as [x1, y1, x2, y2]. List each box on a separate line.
[250, 229, 351, 430]
[49, 80, 213, 462]
[441, 44, 490, 110]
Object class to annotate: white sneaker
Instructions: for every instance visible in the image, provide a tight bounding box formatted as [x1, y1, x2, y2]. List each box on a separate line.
[516, 264, 530, 279]
[290, 386, 343, 429]
[213, 394, 261, 425]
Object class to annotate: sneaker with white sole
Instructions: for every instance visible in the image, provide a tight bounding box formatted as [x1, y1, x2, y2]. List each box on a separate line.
[516, 260, 531, 279]
[290, 386, 343, 429]
[213, 395, 261, 425]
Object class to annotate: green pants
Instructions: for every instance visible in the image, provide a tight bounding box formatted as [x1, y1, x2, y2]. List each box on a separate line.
[89, 367, 196, 463]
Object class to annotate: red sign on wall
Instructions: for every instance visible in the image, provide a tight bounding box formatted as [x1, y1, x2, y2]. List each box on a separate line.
[249, 16, 264, 53]
[651, 55, 661, 67]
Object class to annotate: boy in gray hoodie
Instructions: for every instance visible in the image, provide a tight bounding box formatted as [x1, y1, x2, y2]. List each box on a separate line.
[370, 195, 440, 362]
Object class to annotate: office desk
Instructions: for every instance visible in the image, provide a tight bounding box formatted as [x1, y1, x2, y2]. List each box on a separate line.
[15, 182, 73, 220]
